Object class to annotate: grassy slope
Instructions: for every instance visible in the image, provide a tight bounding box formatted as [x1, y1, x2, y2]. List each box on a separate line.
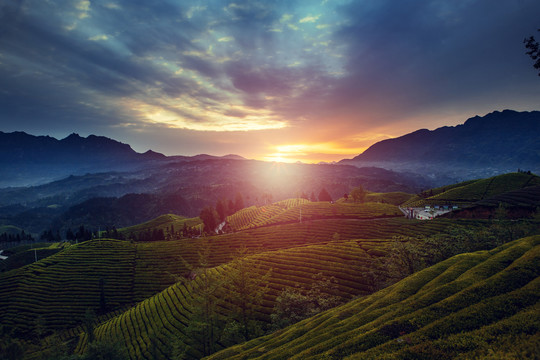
[118, 213, 202, 238]
[75, 239, 382, 359]
[0, 242, 68, 272]
[363, 191, 414, 205]
[404, 172, 540, 207]
[0, 213, 466, 340]
[206, 235, 540, 360]
[227, 199, 402, 231]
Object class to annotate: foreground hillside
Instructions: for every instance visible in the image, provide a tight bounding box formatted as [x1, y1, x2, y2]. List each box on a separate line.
[1, 188, 538, 359]
[207, 235, 540, 360]
[74, 240, 381, 359]
[0, 214, 463, 340]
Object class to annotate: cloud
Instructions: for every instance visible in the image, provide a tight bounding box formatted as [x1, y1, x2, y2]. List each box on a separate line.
[88, 34, 108, 41]
[0, 0, 539, 162]
[299, 15, 320, 23]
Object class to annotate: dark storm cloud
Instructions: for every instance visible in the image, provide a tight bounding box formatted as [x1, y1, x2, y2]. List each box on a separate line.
[0, 0, 538, 159]
[317, 0, 540, 125]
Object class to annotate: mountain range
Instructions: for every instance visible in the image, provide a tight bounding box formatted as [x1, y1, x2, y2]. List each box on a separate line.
[341, 109, 540, 182]
[0, 109, 538, 235]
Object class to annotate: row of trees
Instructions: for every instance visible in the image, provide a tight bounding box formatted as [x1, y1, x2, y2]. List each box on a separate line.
[0, 230, 34, 246]
[199, 193, 245, 234]
[171, 242, 345, 358]
[364, 220, 540, 290]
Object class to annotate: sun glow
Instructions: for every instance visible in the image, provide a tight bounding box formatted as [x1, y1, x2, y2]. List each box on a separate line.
[263, 142, 367, 163]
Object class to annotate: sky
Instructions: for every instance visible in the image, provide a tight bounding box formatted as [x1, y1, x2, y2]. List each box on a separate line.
[1, 0, 539, 163]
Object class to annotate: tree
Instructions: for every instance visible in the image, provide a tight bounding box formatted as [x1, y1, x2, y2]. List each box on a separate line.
[222, 247, 269, 343]
[234, 192, 245, 212]
[524, 29, 540, 76]
[83, 308, 96, 344]
[318, 188, 332, 202]
[199, 206, 219, 234]
[185, 239, 224, 356]
[216, 199, 227, 222]
[350, 185, 366, 203]
[310, 191, 317, 202]
[494, 202, 508, 220]
[271, 273, 342, 330]
[81, 340, 127, 360]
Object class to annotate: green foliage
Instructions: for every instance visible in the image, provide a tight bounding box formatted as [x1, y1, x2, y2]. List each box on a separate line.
[377, 222, 540, 286]
[364, 191, 414, 205]
[271, 273, 343, 330]
[118, 213, 202, 240]
[205, 235, 540, 360]
[350, 185, 366, 203]
[83, 308, 96, 344]
[404, 172, 540, 208]
[200, 206, 220, 234]
[0, 327, 24, 360]
[318, 188, 332, 202]
[223, 247, 270, 342]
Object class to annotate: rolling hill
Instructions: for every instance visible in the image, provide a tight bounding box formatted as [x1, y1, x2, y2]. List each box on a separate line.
[207, 235, 540, 360]
[1, 179, 538, 359]
[402, 172, 540, 208]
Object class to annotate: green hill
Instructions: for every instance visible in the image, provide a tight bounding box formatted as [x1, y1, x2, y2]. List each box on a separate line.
[363, 191, 414, 205]
[227, 199, 402, 231]
[1, 186, 537, 359]
[118, 214, 202, 239]
[0, 216, 465, 341]
[207, 235, 540, 360]
[74, 239, 382, 359]
[403, 172, 540, 208]
[0, 242, 68, 273]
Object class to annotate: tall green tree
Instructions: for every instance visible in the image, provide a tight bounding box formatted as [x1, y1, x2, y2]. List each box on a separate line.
[185, 239, 224, 357]
[83, 308, 96, 344]
[271, 273, 342, 330]
[234, 192, 245, 212]
[215, 199, 227, 222]
[199, 206, 219, 234]
[222, 247, 270, 343]
[350, 185, 366, 203]
[318, 188, 332, 202]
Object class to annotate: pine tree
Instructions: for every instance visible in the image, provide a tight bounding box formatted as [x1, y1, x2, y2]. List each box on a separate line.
[318, 188, 332, 202]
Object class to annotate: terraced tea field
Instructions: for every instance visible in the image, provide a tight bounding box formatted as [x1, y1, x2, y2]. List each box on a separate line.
[75, 239, 385, 359]
[118, 214, 202, 239]
[0, 214, 464, 339]
[404, 172, 540, 208]
[207, 235, 540, 360]
[2, 189, 531, 360]
[227, 199, 403, 232]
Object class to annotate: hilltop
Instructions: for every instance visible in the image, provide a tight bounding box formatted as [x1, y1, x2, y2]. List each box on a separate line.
[402, 172, 540, 219]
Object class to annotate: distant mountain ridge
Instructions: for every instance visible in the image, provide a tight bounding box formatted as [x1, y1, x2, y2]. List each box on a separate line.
[340, 110, 540, 182]
[0, 131, 243, 187]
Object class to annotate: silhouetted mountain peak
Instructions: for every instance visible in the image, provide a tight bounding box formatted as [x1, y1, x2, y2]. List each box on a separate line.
[340, 110, 540, 182]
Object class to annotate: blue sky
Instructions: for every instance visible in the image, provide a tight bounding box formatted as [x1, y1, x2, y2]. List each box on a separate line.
[1, 0, 539, 162]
